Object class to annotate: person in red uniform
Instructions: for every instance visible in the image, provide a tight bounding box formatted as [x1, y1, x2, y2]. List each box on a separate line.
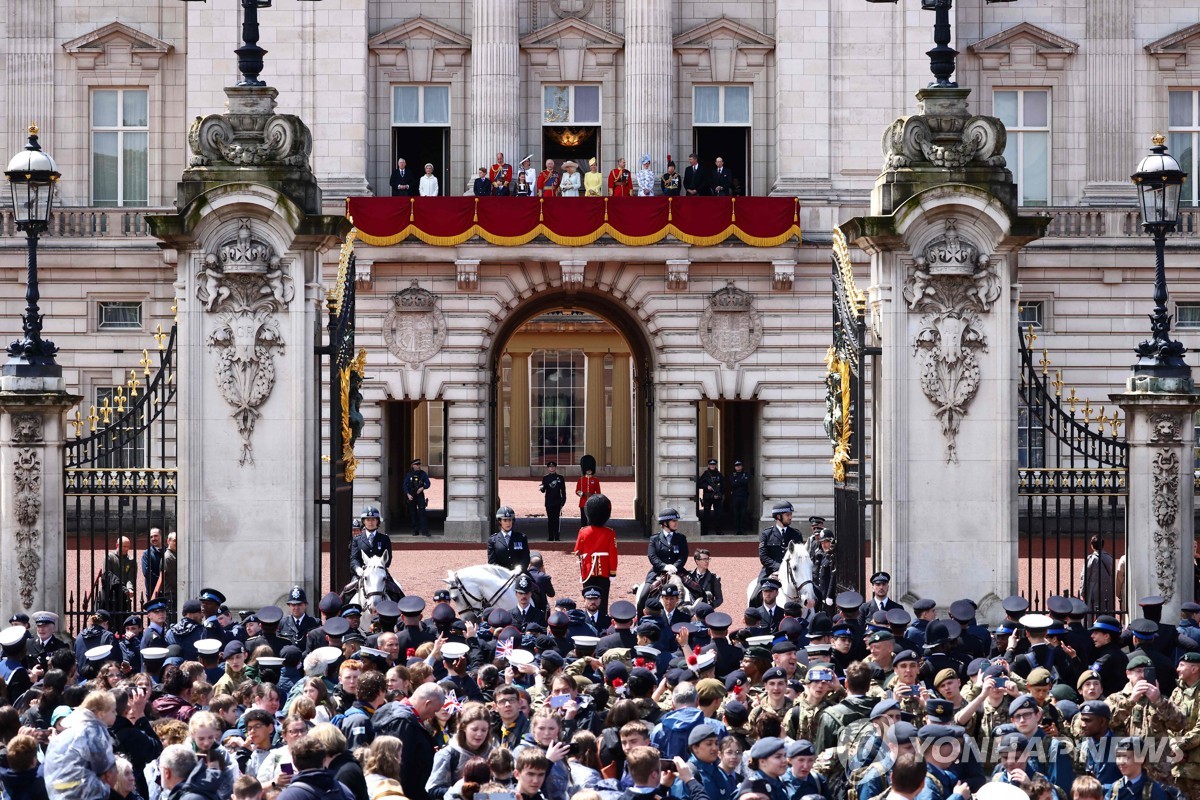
[537, 159, 559, 197]
[573, 494, 618, 615]
[608, 158, 632, 197]
[489, 152, 513, 196]
[575, 454, 602, 526]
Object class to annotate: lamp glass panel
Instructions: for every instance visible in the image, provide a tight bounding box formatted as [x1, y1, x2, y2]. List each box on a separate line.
[1164, 181, 1182, 223]
[9, 182, 32, 223]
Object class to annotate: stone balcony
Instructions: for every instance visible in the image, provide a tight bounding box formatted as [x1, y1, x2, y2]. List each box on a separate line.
[1018, 206, 1200, 240]
[0, 206, 171, 245]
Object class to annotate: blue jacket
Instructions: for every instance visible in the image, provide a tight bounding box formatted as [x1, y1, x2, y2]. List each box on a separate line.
[652, 708, 707, 760]
[1105, 774, 1169, 800]
[1025, 730, 1074, 797]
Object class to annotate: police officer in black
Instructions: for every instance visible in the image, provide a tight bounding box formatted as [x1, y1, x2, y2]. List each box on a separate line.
[645, 508, 689, 595]
[728, 460, 751, 535]
[280, 586, 321, 644]
[539, 461, 568, 541]
[403, 459, 431, 536]
[245, 605, 292, 656]
[696, 459, 725, 536]
[487, 506, 531, 572]
[754, 500, 804, 602]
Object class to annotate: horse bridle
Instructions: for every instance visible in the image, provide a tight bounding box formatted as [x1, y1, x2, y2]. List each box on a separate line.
[450, 571, 520, 612]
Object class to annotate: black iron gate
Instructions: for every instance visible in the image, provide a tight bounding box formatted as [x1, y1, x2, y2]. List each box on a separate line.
[828, 228, 874, 593]
[318, 233, 363, 597]
[1018, 326, 1128, 616]
[64, 323, 177, 633]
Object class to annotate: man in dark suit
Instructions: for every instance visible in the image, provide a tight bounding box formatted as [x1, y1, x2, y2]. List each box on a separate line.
[487, 506, 531, 572]
[390, 158, 415, 196]
[683, 153, 708, 196]
[645, 508, 689, 595]
[859, 571, 904, 617]
[710, 156, 733, 196]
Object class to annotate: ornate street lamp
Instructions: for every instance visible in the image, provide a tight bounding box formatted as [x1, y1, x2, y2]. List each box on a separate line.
[178, 0, 320, 88]
[4, 124, 61, 378]
[1130, 133, 1190, 380]
[865, 0, 1018, 88]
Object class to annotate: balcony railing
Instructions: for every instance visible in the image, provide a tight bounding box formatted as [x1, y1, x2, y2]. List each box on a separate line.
[0, 207, 170, 239]
[1021, 207, 1200, 238]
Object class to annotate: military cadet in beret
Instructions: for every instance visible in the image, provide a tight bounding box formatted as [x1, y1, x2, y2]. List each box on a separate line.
[781, 739, 825, 799]
[1170, 650, 1200, 795]
[746, 736, 788, 795]
[782, 663, 836, 743]
[1102, 654, 1185, 782]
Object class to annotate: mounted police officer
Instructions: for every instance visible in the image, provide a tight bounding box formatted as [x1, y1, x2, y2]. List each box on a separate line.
[645, 508, 689, 598]
[487, 506, 531, 572]
[348, 505, 403, 600]
[696, 459, 725, 535]
[754, 501, 804, 604]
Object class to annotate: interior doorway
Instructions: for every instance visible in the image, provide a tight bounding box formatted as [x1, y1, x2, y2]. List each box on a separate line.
[697, 400, 761, 534]
[392, 128, 450, 195]
[489, 293, 655, 536]
[693, 127, 750, 195]
[381, 400, 447, 534]
[541, 127, 600, 173]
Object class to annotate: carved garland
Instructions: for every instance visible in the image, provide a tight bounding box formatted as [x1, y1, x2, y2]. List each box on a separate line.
[1149, 413, 1182, 600]
[341, 348, 368, 482]
[903, 219, 1001, 463]
[12, 414, 44, 609]
[824, 343, 853, 483]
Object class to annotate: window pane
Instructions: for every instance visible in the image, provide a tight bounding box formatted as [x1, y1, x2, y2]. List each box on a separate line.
[724, 86, 750, 124]
[544, 86, 569, 123]
[422, 86, 449, 125]
[1169, 91, 1194, 128]
[93, 132, 119, 207]
[122, 90, 148, 127]
[1021, 131, 1049, 206]
[1018, 301, 1044, 328]
[574, 85, 600, 123]
[93, 90, 119, 127]
[695, 86, 720, 124]
[1168, 132, 1195, 206]
[1023, 91, 1048, 128]
[392, 86, 419, 124]
[98, 302, 143, 330]
[122, 132, 148, 207]
[994, 91, 1018, 128]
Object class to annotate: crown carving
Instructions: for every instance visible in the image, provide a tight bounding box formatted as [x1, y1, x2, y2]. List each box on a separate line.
[917, 219, 987, 276]
[709, 283, 754, 312]
[394, 281, 438, 311]
[216, 219, 275, 275]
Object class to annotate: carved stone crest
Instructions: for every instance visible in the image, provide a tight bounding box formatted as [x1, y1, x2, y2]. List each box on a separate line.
[700, 284, 763, 369]
[196, 219, 294, 465]
[550, 0, 596, 18]
[903, 219, 1000, 463]
[384, 282, 447, 367]
[11, 417, 43, 609]
[1149, 413, 1180, 443]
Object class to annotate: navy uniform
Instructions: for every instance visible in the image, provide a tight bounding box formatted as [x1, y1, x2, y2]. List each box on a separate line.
[26, 612, 69, 667]
[905, 597, 936, 650]
[811, 530, 838, 612]
[755, 501, 804, 601]
[757, 579, 785, 631]
[140, 599, 170, 651]
[696, 461, 725, 536]
[279, 586, 321, 644]
[244, 605, 293, 656]
[487, 506, 531, 572]
[580, 587, 610, 633]
[646, 508, 689, 589]
[403, 460, 431, 536]
[73, 613, 117, 673]
[859, 572, 904, 618]
[392, 598, 436, 655]
[704, 612, 744, 676]
[595, 600, 638, 655]
[1089, 615, 1129, 696]
[728, 461, 751, 535]
[0, 626, 32, 702]
[118, 616, 143, 673]
[539, 462, 568, 542]
[304, 593, 347, 654]
[165, 600, 207, 660]
[198, 587, 230, 648]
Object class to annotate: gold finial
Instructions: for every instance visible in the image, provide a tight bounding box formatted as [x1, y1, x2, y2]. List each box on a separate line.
[100, 397, 112, 425]
[140, 348, 152, 376]
[1112, 414, 1124, 437]
[1083, 399, 1093, 423]
[87, 405, 99, 432]
[171, 299, 179, 323]
[114, 386, 127, 413]
[28, 123, 39, 136]
[154, 323, 167, 351]
[127, 369, 141, 398]
[1040, 349, 1051, 376]
[1024, 324, 1038, 348]
[1152, 131, 1166, 147]
[70, 409, 83, 437]
[1067, 387, 1079, 412]
[1052, 370, 1064, 397]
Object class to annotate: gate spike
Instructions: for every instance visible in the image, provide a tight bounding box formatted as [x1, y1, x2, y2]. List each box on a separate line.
[1052, 370, 1064, 397]
[1039, 350, 1051, 376]
[87, 405, 99, 432]
[1024, 324, 1037, 348]
[154, 323, 167, 351]
[1066, 388, 1079, 413]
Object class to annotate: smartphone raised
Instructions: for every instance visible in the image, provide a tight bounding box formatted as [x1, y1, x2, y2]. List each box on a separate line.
[280, 763, 294, 775]
[660, 758, 676, 773]
[549, 694, 571, 709]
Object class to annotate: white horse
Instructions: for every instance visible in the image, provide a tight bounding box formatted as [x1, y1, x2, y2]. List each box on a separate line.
[746, 540, 816, 609]
[350, 554, 405, 613]
[445, 564, 522, 614]
[633, 572, 694, 614]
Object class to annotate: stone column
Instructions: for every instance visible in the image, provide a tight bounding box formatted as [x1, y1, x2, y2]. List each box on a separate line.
[471, 0, 519, 177]
[624, 0, 671, 174]
[1112, 390, 1200, 621]
[2, 0, 55, 177]
[0, 393, 78, 622]
[844, 87, 1047, 620]
[412, 401, 429, 466]
[509, 352, 531, 468]
[1081, 0, 1137, 205]
[655, 386, 700, 535]
[585, 353, 606, 464]
[610, 355, 632, 468]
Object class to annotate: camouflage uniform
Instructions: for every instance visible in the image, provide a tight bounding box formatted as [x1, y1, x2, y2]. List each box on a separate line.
[979, 700, 1013, 773]
[1170, 679, 1200, 797]
[784, 693, 829, 742]
[747, 693, 793, 729]
[1107, 687, 1187, 781]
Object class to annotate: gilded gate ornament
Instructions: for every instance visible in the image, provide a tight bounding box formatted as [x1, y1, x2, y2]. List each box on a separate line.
[196, 220, 294, 465]
[903, 219, 1000, 463]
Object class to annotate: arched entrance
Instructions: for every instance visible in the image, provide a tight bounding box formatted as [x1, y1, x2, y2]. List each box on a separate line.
[488, 291, 656, 537]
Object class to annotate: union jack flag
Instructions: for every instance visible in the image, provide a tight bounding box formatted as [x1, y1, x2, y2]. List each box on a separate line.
[443, 690, 463, 714]
[497, 638, 515, 660]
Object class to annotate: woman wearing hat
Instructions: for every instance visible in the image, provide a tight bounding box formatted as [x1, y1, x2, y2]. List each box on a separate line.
[636, 155, 655, 196]
[419, 163, 439, 197]
[583, 158, 603, 196]
[559, 161, 581, 197]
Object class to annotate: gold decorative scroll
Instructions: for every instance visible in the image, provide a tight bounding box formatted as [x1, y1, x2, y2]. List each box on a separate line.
[832, 227, 866, 320]
[332, 228, 358, 316]
[340, 348, 367, 482]
[825, 345, 853, 483]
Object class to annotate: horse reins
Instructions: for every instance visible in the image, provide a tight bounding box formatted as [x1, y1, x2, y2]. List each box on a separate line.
[451, 571, 520, 612]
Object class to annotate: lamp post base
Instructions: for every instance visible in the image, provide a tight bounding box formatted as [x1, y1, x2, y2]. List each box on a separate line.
[1, 357, 64, 393]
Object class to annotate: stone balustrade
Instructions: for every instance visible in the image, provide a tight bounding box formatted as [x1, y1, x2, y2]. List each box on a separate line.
[1019, 207, 1200, 239]
[0, 207, 171, 240]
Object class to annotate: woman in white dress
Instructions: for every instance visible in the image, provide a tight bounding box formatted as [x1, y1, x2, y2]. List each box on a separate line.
[559, 161, 582, 196]
[419, 163, 439, 196]
[636, 154, 656, 196]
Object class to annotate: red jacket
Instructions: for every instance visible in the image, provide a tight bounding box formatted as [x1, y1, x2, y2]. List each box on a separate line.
[574, 525, 618, 581]
[575, 476, 601, 509]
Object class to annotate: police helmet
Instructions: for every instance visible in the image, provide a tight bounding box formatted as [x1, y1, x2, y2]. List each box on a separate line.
[771, 500, 795, 518]
[496, 506, 516, 520]
[360, 506, 381, 520]
[658, 508, 681, 524]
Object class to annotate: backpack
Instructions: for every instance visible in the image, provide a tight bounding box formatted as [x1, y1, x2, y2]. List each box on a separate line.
[283, 778, 350, 800]
[651, 719, 695, 761]
[824, 718, 876, 800]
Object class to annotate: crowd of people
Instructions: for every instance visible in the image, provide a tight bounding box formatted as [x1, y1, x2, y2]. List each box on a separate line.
[4, 494, 1198, 800]
[391, 154, 739, 198]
